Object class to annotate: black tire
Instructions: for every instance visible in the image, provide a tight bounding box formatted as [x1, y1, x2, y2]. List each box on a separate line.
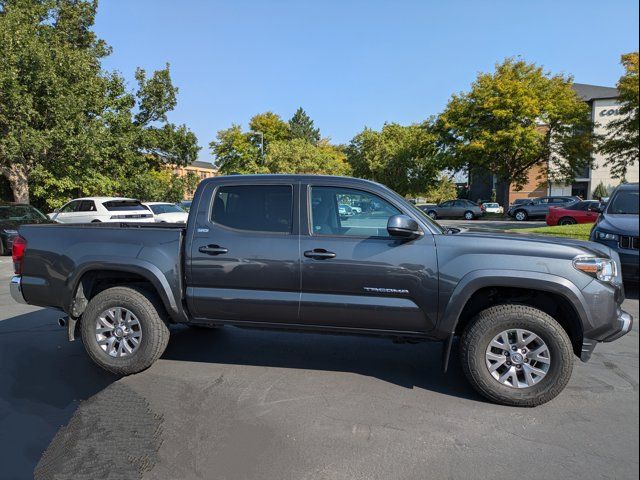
[91, 219, 101, 223]
[463, 211, 475, 220]
[80, 286, 170, 375]
[427, 210, 437, 220]
[460, 304, 573, 407]
[513, 210, 528, 221]
[558, 217, 577, 226]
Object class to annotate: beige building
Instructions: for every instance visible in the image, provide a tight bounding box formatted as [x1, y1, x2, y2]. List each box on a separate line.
[549, 83, 639, 199]
[172, 160, 218, 199]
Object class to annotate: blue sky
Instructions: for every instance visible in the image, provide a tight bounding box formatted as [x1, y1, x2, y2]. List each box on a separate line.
[95, 0, 639, 162]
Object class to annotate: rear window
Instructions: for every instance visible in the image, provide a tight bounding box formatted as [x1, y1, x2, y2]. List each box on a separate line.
[211, 185, 293, 233]
[102, 200, 147, 212]
[607, 189, 639, 215]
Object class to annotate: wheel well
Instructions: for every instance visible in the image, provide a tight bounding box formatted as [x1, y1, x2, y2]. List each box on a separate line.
[71, 270, 169, 320]
[454, 287, 583, 356]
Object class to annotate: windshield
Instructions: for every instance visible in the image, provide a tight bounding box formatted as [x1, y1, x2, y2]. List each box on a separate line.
[149, 204, 185, 214]
[607, 189, 639, 215]
[0, 205, 47, 222]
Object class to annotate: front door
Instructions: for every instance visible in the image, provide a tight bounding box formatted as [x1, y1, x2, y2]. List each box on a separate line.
[299, 184, 439, 333]
[186, 181, 301, 324]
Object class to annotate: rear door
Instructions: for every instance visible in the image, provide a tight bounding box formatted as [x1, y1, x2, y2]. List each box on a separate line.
[186, 181, 301, 324]
[298, 182, 439, 333]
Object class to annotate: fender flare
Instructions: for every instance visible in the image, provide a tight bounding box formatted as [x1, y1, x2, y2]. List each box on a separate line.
[66, 257, 186, 322]
[439, 269, 592, 335]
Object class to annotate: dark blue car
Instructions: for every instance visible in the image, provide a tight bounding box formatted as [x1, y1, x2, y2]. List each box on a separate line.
[590, 182, 639, 281]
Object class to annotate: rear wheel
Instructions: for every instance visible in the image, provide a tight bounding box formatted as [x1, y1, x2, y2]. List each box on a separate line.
[463, 211, 475, 220]
[514, 210, 528, 221]
[80, 286, 170, 375]
[558, 217, 577, 225]
[460, 304, 573, 407]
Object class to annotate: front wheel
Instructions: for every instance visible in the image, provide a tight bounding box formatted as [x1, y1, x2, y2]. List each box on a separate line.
[80, 286, 170, 375]
[460, 304, 574, 407]
[514, 210, 528, 221]
[427, 210, 437, 220]
[463, 211, 475, 220]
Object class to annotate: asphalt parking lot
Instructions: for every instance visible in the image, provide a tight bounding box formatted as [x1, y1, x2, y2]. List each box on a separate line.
[0, 255, 638, 480]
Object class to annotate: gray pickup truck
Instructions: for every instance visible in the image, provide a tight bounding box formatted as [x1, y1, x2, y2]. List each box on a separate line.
[10, 175, 632, 406]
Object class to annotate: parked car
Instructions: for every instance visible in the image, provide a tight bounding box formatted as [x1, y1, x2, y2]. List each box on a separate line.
[545, 200, 601, 226]
[50, 197, 154, 223]
[419, 199, 483, 220]
[143, 202, 189, 223]
[481, 202, 503, 214]
[338, 204, 355, 218]
[590, 182, 639, 280]
[0, 202, 52, 255]
[10, 175, 632, 407]
[507, 196, 580, 221]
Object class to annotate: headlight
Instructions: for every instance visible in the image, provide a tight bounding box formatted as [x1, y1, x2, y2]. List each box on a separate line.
[573, 255, 617, 282]
[2, 229, 18, 236]
[595, 231, 619, 241]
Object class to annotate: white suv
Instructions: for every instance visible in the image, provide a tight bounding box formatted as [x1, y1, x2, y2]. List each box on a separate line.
[50, 197, 155, 223]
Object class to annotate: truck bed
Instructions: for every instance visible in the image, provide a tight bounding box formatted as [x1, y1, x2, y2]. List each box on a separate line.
[18, 223, 185, 316]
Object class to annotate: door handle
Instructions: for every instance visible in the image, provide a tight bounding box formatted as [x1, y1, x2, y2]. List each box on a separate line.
[304, 249, 336, 260]
[199, 245, 228, 255]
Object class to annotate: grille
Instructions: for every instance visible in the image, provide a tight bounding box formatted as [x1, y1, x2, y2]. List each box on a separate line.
[619, 236, 639, 250]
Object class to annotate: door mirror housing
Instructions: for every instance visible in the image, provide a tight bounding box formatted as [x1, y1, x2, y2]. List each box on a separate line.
[387, 215, 421, 239]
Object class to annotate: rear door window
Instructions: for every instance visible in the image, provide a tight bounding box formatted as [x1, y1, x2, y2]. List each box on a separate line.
[211, 185, 293, 233]
[78, 200, 96, 212]
[103, 200, 146, 211]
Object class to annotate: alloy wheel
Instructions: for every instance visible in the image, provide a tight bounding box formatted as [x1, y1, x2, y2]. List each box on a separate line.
[95, 307, 142, 357]
[485, 328, 551, 388]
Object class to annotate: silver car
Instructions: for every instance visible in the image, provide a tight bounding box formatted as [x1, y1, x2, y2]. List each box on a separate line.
[419, 200, 483, 220]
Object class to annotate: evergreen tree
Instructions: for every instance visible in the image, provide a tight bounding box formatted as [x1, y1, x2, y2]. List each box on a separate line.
[289, 107, 320, 145]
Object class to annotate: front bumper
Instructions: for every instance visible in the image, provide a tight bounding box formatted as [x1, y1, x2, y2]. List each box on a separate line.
[10, 275, 26, 304]
[581, 307, 633, 361]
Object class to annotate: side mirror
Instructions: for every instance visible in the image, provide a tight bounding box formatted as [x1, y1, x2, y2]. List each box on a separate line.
[387, 214, 421, 239]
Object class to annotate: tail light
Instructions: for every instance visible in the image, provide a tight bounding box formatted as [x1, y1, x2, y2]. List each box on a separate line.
[12, 236, 27, 275]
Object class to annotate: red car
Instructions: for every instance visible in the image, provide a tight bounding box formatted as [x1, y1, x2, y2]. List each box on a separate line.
[546, 200, 601, 226]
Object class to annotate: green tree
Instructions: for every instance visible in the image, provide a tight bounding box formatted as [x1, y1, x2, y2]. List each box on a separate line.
[0, 0, 198, 207]
[210, 124, 266, 174]
[347, 122, 440, 196]
[423, 175, 457, 204]
[248, 111, 290, 150]
[266, 138, 350, 175]
[599, 52, 639, 179]
[592, 181, 609, 200]
[436, 58, 594, 209]
[0, 0, 110, 203]
[289, 107, 320, 144]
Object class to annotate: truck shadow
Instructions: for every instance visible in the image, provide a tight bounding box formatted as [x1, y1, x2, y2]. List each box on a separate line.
[163, 325, 480, 401]
[0, 310, 116, 480]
